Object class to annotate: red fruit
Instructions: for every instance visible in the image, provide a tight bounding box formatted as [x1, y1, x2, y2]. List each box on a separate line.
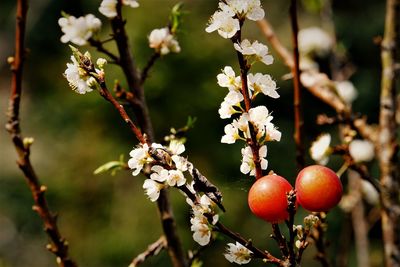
[295, 165, 343, 212]
[248, 174, 293, 223]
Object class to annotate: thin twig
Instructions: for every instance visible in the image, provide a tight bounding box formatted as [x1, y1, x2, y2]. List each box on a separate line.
[140, 52, 161, 85]
[311, 214, 330, 267]
[88, 38, 119, 63]
[215, 221, 284, 266]
[378, 0, 400, 266]
[129, 236, 167, 267]
[271, 224, 289, 258]
[6, 0, 76, 266]
[285, 190, 297, 265]
[289, 0, 305, 170]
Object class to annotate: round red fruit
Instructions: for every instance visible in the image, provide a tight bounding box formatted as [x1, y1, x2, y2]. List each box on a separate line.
[248, 174, 293, 223]
[295, 165, 343, 212]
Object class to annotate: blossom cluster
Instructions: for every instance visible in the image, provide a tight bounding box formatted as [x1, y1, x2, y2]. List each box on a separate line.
[207, 0, 280, 178]
[148, 27, 181, 55]
[64, 48, 106, 94]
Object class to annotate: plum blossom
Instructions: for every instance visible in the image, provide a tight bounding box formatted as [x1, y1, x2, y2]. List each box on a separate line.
[150, 165, 169, 182]
[99, 0, 139, 18]
[172, 155, 188, 172]
[58, 14, 101, 46]
[224, 242, 253, 265]
[310, 133, 331, 165]
[206, 11, 240, 39]
[248, 106, 281, 141]
[188, 195, 219, 246]
[361, 180, 379, 205]
[298, 27, 333, 57]
[247, 73, 278, 98]
[240, 145, 267, 176]
[143, 179, 165, 202]
[335, 80, 358, 105]
[349, 139, 375, 163]
[217, 66, 241, 90]
[64, 55, 97, 94]
[220, 0, 265, 21]
[128, 143, 152, 176]
[148, 28, 181, 55]
[234, 39, 273, 66]
[221, 123, 240, 144]
[218, 90, 244, 119]
[167, 170, 186, 187]
[168, 140, 185, 155]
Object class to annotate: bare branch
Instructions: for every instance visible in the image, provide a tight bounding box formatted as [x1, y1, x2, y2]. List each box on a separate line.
[6, 0, 76, 266]
[129, 236, 167, 267]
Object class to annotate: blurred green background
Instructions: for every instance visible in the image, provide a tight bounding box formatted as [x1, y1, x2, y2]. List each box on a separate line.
[0, 0, 385, 266]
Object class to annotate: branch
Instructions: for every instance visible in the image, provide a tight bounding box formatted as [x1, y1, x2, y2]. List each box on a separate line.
[6, 0, 76, 266]
[109, 2, 187, 266]
[378, 0, 400, 266]
[129, 236, 167, 267]
[88, 38, 119, 63]
[289, 0, 305, 170]
[140, 52, 161, 85]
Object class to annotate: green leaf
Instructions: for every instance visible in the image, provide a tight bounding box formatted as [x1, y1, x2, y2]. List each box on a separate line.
[93, 156, 126, 176]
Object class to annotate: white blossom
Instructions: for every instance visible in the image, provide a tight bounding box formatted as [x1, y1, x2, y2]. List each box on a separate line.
[150, 165, 169, 182]
[172, 155, 188, 172]
[205, 11, 240, 39]
[148, 27, 181, 55]
[221, 123, 240, 144]
[220, 0, 264, 21]
[167, 170, 186, 187]
[310, 133, 331, 165]
[143, 179, 165, 202]
[64, 55, 96, 94]
[248, 106, 280, 141]
[224, 242, 253, 265]
[169, 140, 185, 155]
[191, 213, 212, 246]
[361, 180, 379, 205]
[219, 101, 236, 119]
[298, 27, 333, 57]
[217, 66, 241, 90]
[189, 195, 218, 246]
[349, 139, 375, 163]
[218, 90, 243, 119]
[335, 80, 358, 105]
[99, 0, 139, 18]
[234, 39, 273, 66]
[240, 145, 267, 176]
[247, 73, 279, 98]
[128, 143, 152, 176]
[58, 14, 101, 46]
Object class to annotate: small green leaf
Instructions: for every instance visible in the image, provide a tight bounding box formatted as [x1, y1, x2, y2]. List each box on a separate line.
[94, 156, 126, 176]
[170, 2, 184, 34]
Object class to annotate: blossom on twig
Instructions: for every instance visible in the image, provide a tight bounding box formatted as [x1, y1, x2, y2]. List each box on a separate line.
[58, 14, 101, 46]
[224, 242, 253, 265]
[148, 28, 181, 55]
[234, 39, 273, 66]
[99, 0, 139, 18]
[349, 139, 375, 163]
[240, 145, 268, 176]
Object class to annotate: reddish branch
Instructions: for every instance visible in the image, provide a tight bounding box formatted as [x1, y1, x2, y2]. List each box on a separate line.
[6, 0, 76, 266]
[289, 0, 305, 170]
[378, 0, 400, 266]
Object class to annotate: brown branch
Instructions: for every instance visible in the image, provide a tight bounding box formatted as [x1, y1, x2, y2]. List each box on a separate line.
[6, 0, 76, 266]
[285, 190, 297, 265]
[289, 0, 305, 170]
[311, 214, 330, 267]
[378, 0, 400, 266]
[271, 224, 289, 258]
[88, 38, 119, 63]
[129, 236, 167, 267]
[140, 52, 161, 85]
